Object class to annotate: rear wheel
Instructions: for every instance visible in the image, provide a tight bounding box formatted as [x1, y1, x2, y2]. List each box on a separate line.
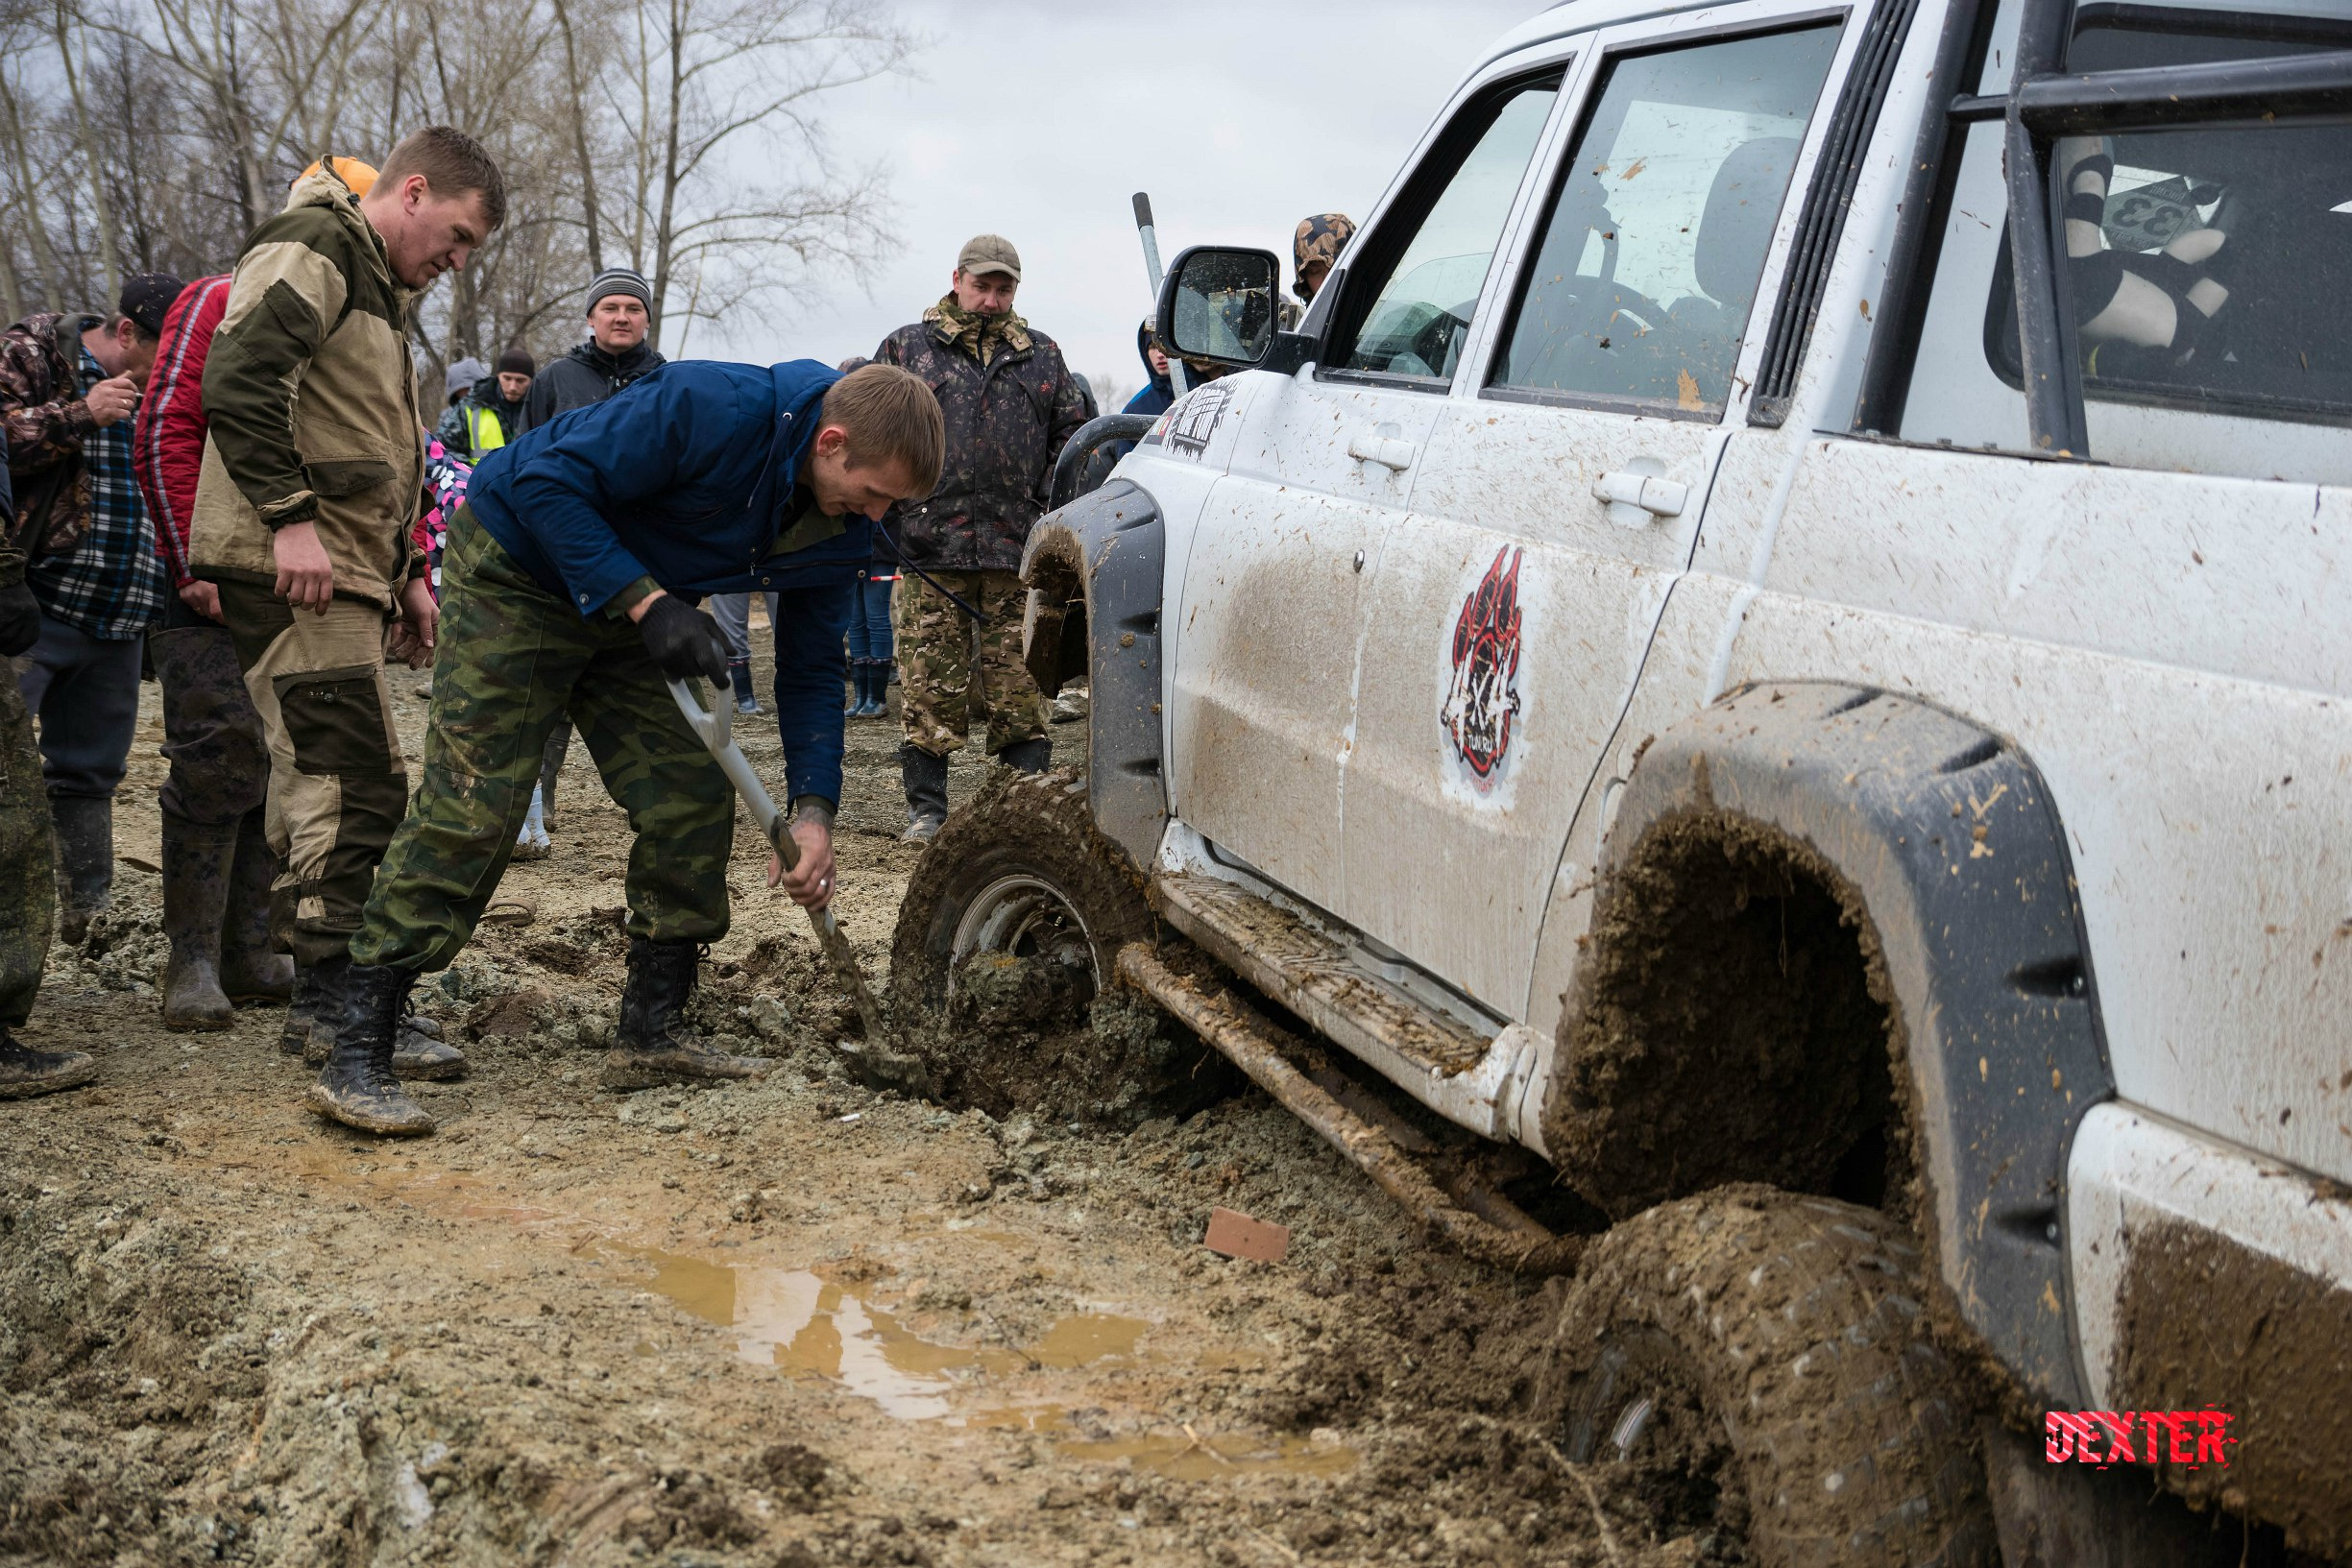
[890, 767, 1230, 1123]
[1532, 1185, 1998, 1568]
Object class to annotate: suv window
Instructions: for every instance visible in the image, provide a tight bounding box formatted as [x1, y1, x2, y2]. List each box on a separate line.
[1332, 76, 1562, 384]
[1489, 25, 1841, 415]
[1980, 6, 2352, 426]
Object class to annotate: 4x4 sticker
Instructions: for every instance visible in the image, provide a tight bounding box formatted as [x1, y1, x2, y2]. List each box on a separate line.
[1163, 380, 1236, 458]
[1440, 545, 1524, 799]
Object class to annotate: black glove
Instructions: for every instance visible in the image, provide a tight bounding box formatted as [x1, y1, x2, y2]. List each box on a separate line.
[0, 578, 39, 658]
[636, 593, 731, 684]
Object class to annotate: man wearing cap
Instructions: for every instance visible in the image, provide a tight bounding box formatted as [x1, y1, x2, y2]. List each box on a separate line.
[513, 265, 668, 840]
[2, 271, 182, 945]
[520, 266, 665, 434]
[873, 234, 1088, 841]
[435, 348, 534, 462]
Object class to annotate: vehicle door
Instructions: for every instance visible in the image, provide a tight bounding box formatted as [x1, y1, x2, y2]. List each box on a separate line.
[1167, 66, 1565, 911]
[1334, 6, 1856, 1013]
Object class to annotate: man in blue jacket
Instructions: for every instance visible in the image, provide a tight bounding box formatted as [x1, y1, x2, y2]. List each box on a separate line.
[306, 361, 943, 1135]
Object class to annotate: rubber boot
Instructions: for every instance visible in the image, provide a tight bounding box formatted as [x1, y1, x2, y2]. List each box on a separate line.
[218, 808, 293, 1003]
[857, 663, 887, 718]
[601, 936, 772, 1090]
[731, 659, 760, 716]
[998, 737, 1053, 776]
[305, 958, 435, 1135]
[899, 744, 950, 843]
[50, 794, 113, 945]
[158, 811, 237, 1031]
[0, 1025, 97, 1098]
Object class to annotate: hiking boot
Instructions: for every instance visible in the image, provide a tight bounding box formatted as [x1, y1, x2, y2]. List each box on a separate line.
[218, 809, 293, 1002]
[998, 737, 1053, 776]
[900, 743, 949, 843]
[0, 1025, 97, 1098]
[50, 794, 113, 945]
[159, 811, 236, 1032]
[601, 936, 771, 1091]
[394, 1005, 467, 1081]
[1052, 684, 1089, 724]
[305, 959, 435, 1135]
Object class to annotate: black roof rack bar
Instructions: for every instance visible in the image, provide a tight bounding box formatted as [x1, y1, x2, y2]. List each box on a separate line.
[2014, 48, 2352, 131]
[2004, 0, 2091, 455]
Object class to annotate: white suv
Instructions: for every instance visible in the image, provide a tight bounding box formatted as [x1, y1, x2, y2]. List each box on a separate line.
[892, 0, 2352, 1559]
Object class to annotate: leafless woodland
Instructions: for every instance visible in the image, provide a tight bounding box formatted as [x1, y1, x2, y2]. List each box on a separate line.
[0, 0, 912, 376]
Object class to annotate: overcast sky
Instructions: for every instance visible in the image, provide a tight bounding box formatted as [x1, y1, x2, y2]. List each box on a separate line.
[691, 0, 1542, 402]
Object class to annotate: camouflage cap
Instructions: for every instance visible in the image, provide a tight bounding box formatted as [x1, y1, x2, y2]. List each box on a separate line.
[1292, 212, 1356, 301]
[956, 233, 1022, 281]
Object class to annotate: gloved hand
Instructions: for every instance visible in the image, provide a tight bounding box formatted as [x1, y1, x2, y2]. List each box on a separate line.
[0, 576, 39, 658]
[636, 593, 731, 684]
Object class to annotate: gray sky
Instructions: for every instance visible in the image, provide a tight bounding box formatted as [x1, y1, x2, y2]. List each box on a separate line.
[693, 0, 1541, 400]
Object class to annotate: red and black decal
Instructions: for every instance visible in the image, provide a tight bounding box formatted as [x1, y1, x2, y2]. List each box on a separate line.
[1441, 545, 1524, 786]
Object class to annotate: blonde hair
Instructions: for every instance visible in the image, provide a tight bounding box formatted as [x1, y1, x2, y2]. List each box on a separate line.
[820, 364, 945, 496]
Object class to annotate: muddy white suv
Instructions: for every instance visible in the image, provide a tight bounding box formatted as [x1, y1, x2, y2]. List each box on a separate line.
[891, 0, 2352, 1560]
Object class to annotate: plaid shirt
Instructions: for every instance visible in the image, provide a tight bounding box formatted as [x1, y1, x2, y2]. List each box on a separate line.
[27, 346, 167, 639]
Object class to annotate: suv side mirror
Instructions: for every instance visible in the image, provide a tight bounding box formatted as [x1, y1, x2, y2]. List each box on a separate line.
[1154, 246, 1283, 370]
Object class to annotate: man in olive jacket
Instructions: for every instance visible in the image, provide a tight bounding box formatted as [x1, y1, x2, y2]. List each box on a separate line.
[873, 234, 1088, 840]
[190, 126, 504, 1117]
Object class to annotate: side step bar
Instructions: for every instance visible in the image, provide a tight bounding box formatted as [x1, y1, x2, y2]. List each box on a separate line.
[1118, 943, 1583, 1276]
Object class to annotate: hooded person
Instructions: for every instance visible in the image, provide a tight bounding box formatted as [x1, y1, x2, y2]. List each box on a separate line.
[1283, 212, 1356, 329]
[1122, 319, 1176, 420]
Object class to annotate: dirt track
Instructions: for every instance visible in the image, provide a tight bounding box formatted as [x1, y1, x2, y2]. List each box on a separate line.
[0, 628, 1710, 1568]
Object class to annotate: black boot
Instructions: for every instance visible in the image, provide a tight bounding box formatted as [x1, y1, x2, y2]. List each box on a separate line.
[50, 794, 113, 945]
[393, 981, 467, 1081]
[0, 1025, 96, 1099]
[899, 743, 950, 843]
[305, 959, 435, 1135]
[602, 936, 771, 1091]
[731, 659, 760, 715]
[281, 962, 325, 1058]
[159, 811, 237, 1031]
[219, 808, 293, 1003]
[998, 737, 1053, 775]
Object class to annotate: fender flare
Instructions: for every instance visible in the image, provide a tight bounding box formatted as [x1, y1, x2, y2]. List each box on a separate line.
[1020, 478, 1165, 869]
[1558, 681, 2112, 1410]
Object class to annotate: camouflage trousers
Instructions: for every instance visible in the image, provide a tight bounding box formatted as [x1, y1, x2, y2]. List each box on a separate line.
[351, 508, 735, 973]
[895, 567, 1048, 759]
[0, 553, 53, 1027]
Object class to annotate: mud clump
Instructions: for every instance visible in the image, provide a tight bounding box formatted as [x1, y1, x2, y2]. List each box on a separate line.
[953, 950, 1084, 1030]
[915, 980, 1219, 1127]
[1549, 811, 1897, 1219]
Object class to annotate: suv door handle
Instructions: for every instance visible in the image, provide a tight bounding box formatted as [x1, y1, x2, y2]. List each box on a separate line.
[1592, 469, 1687, 528]
[1347, 432, 1417, 470]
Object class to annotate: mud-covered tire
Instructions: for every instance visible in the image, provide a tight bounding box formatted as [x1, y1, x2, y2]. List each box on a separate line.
[890, 766, 1227, 1122]
[1533, 1185, 1997, 1568]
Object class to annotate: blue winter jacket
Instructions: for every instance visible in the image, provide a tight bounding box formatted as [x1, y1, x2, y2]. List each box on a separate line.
[466, 358, 869, 808]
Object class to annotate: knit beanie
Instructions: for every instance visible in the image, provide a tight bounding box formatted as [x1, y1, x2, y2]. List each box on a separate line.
[587, 267, 652, 314]
[495, 347, 536, 377]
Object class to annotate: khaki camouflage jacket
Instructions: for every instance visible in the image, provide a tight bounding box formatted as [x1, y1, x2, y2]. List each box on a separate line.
[1, 312, 103, 557]
[191, 165, 425, 609]
[874, 297, 1090, 573]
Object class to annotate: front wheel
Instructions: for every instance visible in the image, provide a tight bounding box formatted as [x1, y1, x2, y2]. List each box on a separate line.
[890, 767, 1229, 1124]
[1531, 1185, 1998, 1567]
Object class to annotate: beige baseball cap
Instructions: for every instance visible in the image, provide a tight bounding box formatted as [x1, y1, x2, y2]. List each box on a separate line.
[956, 233, 1022, 281]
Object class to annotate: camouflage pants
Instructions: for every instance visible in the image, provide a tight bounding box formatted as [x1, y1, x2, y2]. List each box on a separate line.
[895, 567, 1047, 758]
[0, 554, 53, 1027]
[350, 507, 735, 973]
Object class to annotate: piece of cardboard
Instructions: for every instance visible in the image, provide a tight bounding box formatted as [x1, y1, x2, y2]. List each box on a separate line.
[1203, 1206, 1290, 1263]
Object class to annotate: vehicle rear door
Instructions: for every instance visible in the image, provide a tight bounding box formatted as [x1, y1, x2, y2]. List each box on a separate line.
[1333, 4, 1858, 1012]
[1167, 65, 1566, 910]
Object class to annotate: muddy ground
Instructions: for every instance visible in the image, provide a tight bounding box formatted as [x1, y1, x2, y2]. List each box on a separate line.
[0, 623, 1719, 1568]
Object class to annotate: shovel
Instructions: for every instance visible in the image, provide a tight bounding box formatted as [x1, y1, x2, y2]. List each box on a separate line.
[667, 677, 932, 1097]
